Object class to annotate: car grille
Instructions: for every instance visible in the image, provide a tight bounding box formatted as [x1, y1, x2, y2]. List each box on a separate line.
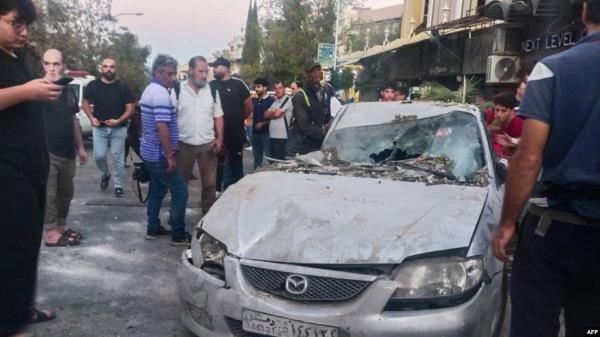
[226, 318, 269, 337]
[241, 265, 371, 301]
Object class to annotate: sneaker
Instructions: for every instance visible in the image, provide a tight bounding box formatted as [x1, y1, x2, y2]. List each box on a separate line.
[145, 227, 172, 240]
[114, 187, 124, 198]
[170, 232, 192, 246]
[101, 174, 111, 190]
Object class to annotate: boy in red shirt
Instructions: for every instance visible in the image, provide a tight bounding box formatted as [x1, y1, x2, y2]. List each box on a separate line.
[491, 92, 524, 159]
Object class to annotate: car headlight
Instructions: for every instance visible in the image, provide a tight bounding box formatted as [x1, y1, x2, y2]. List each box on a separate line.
[386, 256, 486, 311]
[190, 228, 228, 281]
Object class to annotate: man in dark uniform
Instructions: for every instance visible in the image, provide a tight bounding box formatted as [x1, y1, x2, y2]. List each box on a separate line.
[492, 1, 600, 335]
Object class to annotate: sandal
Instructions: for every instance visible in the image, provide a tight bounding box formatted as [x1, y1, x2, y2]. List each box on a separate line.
[45, 233, 81, 247]
[30, 308, 56, 324]
[63, 229, 84, 240]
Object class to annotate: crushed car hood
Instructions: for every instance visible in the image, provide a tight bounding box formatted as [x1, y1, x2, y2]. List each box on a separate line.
[202, 171, 488, 265]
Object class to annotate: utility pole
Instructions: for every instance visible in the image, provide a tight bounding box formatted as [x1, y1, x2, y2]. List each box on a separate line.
[333, 0, 341, 71]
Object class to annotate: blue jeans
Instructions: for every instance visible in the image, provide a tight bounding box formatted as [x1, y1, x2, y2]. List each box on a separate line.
[251, 132, 270, 168]
[145, 158, 188, 238]
[93, 126, 127, 188]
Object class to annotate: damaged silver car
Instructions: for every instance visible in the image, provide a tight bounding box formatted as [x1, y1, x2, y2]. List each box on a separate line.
[177, 102, 507, 337]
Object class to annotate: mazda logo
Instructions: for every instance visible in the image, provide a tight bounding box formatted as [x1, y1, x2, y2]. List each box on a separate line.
[285, 274, 309, 295]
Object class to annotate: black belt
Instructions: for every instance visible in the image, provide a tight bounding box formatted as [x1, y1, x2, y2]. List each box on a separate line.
[529, 204, 600, 237]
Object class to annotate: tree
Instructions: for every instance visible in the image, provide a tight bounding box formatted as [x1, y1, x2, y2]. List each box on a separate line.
[27, 0, 151, 97]
[241, 0, 262, 82]
[259, 0, 337, 84]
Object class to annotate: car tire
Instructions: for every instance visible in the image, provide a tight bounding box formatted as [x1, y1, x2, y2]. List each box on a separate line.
[492, 270, 509, 337]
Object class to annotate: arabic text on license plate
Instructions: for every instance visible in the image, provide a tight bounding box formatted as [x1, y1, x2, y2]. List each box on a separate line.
[242, 309, 338, 337]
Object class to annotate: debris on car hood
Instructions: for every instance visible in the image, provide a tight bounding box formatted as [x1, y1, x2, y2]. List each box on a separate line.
[260, 150, 490, 187]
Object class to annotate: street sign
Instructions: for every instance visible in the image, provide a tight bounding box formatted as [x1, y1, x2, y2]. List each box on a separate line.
[318, 43, 336, 69]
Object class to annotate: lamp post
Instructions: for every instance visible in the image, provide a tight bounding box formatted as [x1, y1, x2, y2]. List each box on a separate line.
[112, 12, 143, 32]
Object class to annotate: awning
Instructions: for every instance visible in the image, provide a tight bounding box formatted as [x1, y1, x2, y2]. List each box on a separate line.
[414, 15, 495, 35]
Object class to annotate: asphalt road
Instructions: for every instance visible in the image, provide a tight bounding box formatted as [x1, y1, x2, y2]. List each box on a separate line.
[28, 144, 556, 337]
[30, 145, 253, 337]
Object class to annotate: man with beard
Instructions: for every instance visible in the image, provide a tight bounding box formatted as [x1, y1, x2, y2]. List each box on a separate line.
[82, 58, 135, 197]
[176, 56, 224, 214]
[250, 77, 274, 168]
[210, 57, 252, 190]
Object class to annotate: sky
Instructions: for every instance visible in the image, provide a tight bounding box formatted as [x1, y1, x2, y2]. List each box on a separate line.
[111, 0, 402, 64]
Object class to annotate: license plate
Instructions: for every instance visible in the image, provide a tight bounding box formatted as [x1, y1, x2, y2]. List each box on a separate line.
[242, 309, 338, 337]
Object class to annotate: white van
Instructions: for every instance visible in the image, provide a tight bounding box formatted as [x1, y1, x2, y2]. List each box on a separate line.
[67, 72, 95, 139]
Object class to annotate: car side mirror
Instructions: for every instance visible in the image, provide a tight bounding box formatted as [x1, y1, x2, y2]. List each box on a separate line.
[495, 158, 509, 183]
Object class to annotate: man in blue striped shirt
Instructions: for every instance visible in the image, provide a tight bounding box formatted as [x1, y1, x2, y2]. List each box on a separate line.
[140, 54, 190, 246]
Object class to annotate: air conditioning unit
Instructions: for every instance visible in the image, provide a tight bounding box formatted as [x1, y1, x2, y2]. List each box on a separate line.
[486, 55, 520, 84]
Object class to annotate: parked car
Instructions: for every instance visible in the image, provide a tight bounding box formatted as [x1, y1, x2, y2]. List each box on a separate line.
[67, 73, 95, 139]
[177, 102, 507, 337]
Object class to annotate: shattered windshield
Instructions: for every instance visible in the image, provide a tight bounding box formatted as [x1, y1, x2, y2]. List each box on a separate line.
[323, 111, 486, 180]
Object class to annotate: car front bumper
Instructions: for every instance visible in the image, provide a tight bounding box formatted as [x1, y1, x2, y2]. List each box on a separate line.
[177, 251, 504, 337]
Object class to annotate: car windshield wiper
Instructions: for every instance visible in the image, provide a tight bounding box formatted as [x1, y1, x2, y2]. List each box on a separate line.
[384, 160, 458, 181]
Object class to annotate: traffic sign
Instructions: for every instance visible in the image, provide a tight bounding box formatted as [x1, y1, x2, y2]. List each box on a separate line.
[318, 43, 336, 69]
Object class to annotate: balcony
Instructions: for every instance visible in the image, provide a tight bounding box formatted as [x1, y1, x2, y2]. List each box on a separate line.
[481, 0, 575, 21]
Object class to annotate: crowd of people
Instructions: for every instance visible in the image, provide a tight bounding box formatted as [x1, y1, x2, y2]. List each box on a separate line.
[2, 0, 600, 336]
[1, 0, 339, 332]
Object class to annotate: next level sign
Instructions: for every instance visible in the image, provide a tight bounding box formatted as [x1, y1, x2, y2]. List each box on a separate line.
[521, 31, 579, 54]
[318, 43, 336, 69]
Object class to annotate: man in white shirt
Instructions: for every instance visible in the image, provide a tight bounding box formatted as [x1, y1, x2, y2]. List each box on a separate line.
[177, 56, 224, 214]
[264, 80, 293, 160]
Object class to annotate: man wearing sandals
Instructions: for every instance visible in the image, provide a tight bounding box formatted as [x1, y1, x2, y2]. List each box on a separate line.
[42, 49, 88, 247]
[0, 1, 60, 336]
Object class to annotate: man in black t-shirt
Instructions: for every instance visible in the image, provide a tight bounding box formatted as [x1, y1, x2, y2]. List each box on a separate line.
[83, 58, 135, 197]
[0, 2, 65, 336]
[42, 49, 88, 247]
[210, 57, 253, 191]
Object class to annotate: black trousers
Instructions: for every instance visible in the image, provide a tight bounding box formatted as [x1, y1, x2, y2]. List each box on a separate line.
[216, 142, 244, 192]
[0, 178, 46, 337]
[270, 138, 287, 161]
[510, 213, 600, 337]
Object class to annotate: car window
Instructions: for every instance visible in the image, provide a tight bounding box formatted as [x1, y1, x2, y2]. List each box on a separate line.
[323, 111, 485, 179]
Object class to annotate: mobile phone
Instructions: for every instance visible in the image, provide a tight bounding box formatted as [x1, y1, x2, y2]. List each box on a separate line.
[53, 77, 74, 86]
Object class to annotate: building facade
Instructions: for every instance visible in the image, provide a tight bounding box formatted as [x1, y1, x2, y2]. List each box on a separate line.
[348, 0, 584, 101]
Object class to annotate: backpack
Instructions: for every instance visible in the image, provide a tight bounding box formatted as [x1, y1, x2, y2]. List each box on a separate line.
[173, 81, 217, 103]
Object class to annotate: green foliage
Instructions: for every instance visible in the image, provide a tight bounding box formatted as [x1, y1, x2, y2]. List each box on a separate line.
[331, 67, 355, 90]
[241, 0, 263, 82]
[424, 77, 481, 103]
[425, 82, 457, 102]
[27, 0, 151, 97]
[260, 0, 339, 85]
